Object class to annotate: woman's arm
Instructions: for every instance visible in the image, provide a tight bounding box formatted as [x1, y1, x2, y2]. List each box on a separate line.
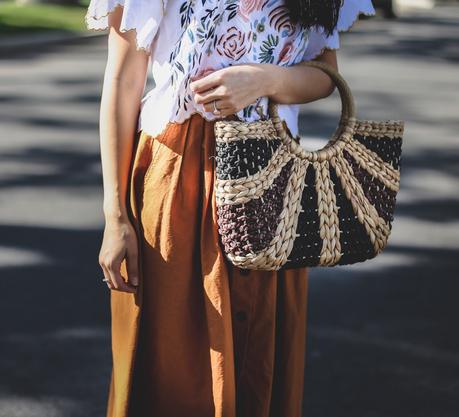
[265, 49, 338, 104]
[190, 50, 338, 117]
[98, 7, 149, 293]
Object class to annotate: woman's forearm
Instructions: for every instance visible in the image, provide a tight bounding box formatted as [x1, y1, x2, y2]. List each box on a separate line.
[99, 23, 149, 222]
[96, 14, 148, 293]
[99, 75, 146, 221]
[259, 54, 337, 105]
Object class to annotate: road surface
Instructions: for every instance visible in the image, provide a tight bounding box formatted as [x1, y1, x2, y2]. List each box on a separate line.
[0, 5, 458, 417]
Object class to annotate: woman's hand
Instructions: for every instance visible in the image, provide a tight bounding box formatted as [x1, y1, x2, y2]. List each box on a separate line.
[189, 63, 276, 118]
[189, 50, 338, 116]
[99, 218, 139, 293]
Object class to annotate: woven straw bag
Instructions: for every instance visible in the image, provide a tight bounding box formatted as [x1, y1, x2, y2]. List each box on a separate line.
[214, 60, 404, 270]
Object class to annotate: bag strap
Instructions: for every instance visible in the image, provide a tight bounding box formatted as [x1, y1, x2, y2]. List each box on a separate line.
[268, 60, 357, 144]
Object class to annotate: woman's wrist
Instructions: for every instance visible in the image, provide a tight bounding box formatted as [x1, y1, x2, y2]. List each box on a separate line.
[257, 63, 283, 99]
[103, 203, 129, 223]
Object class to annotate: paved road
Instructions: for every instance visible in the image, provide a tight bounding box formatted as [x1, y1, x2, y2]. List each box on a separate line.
[0, 6, 458, 417]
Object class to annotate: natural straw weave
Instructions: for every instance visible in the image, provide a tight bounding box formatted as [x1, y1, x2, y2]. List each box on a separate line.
[214, 60, 404, 270]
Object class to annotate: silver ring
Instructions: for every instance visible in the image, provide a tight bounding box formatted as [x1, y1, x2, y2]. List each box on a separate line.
[213, 100, 221, 115]
[102, 277, 109, 282]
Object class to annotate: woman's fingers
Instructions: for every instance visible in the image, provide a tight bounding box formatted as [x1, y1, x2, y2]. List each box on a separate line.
[191, 89, 230, 115]
[190, 70, 221, 93]
[192, 85, 225, 105]
[193, 87, 240, 117]
[109, 260, 137, 293]
[126, 240, 140, 287]
[99, 220, 140, 293]
[204, 100, 231, 114]
[100, 255, 137, 293]
[101, 265, 114, 289]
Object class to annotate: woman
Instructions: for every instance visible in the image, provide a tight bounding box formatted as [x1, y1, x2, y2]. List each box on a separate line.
[85, 0, 376, 416]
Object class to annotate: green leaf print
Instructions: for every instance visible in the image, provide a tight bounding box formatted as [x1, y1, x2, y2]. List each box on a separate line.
[258, 34, 279, 64]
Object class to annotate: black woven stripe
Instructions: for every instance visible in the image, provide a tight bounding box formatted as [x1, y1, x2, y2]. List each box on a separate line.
[343, 151, 397, 224]
[328, 165, 376, 265]
[353, 133, 402, 170]
[282, 164, 322, 269]
[217, 160, 293, 257]
[215, 138, 281, 180]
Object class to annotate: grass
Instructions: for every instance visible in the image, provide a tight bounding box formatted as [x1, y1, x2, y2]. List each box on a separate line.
[0, 0, 91, 35]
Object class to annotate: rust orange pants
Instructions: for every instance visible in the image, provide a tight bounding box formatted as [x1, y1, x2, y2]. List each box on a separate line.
[106, 113, 309, 417]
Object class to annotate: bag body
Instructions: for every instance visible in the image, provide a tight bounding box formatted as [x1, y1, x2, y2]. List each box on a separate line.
[214, 60, 404, 270]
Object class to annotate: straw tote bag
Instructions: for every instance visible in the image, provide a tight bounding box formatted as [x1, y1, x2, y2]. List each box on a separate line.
[213, 60, 404, 271]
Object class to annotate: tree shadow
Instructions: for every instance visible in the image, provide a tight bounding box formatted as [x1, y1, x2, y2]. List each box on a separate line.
[303, 242, 459, 417]
[0, 224, 110, 417]
[0, 147, 101, 189]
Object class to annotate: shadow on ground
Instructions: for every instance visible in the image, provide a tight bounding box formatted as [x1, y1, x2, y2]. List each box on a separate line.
[1, 7, 459, 417]
[0, 225, 110, 417]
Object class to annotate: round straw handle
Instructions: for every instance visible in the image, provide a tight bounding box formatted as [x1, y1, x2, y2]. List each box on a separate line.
[268, 60, 356, 135]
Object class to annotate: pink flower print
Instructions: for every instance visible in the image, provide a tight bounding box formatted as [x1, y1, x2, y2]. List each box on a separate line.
[216, 27, 251, 61]
[238, 0, 265, 22]
[278, 41, 294, 64]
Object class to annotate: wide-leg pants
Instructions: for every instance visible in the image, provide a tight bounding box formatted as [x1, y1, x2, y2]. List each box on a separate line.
[106, 113, 309, 417]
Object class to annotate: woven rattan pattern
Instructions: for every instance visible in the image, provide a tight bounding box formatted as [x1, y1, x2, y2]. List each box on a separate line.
[213, 61, 404, 270]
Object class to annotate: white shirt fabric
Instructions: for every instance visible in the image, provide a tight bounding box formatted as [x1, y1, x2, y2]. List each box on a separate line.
[85, 0, 375, 139]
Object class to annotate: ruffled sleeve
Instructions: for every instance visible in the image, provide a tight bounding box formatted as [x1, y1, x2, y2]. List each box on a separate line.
[302, 0, 376, 61]
[84, 0, 166, 54]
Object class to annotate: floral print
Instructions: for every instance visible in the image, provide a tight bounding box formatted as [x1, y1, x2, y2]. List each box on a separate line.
[85, 0, 376, 139]
[216, 26, 252, 60]
[278, 40, 294, 65]
[268, 4, 296, 37]
[256, 32, 279, 63]
[159, 0, 310, 127]
[238, 0, 265, 21]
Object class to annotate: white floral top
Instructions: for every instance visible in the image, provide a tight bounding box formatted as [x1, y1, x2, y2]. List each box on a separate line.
[85, 0, 375, 139]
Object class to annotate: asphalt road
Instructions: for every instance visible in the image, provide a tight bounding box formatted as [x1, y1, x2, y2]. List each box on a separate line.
[0, 6, 458, 417]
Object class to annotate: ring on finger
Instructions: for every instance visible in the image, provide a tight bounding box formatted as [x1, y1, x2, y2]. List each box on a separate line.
[102, 276, 112, 289]
[212, 100, 221, 116]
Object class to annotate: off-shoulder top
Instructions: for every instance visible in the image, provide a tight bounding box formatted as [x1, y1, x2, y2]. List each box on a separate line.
[85, 0, 375, 139]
